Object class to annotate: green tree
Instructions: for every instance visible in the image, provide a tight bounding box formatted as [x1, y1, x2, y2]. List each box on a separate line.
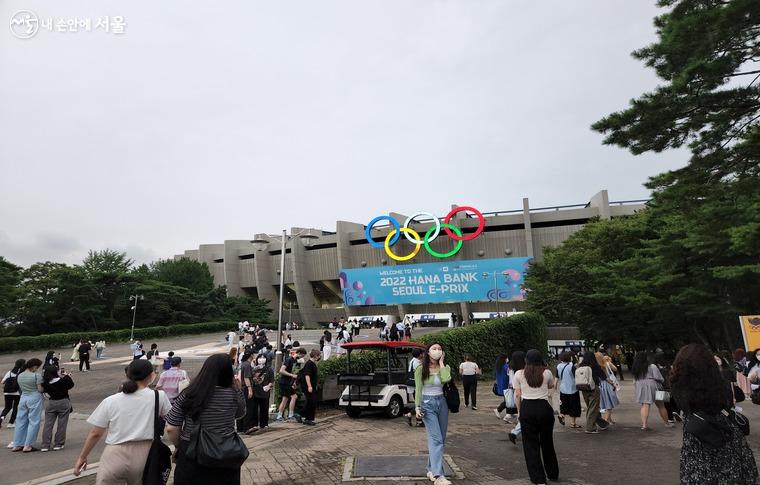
[0, 257, 22, 323]
[586, 0, 760, 349]
[222, 296, 273, 323]
[149, 258, 215, 294]
[81, 249, 133, 323]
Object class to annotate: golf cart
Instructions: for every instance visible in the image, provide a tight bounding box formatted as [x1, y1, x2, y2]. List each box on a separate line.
[337, 340, 425, 419]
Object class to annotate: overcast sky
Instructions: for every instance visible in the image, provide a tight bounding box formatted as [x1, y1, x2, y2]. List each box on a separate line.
[0, 0, 686, 268]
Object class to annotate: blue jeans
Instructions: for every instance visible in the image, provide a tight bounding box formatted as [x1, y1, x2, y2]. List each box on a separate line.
[13, 392, 44, 447]
[421, 394, 449, 477]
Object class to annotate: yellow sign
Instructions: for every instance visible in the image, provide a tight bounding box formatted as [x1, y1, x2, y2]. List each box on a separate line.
[739, 315, 760, 351]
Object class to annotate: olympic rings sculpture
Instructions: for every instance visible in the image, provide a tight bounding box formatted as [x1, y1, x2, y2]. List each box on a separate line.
[364, 206, 485, 262]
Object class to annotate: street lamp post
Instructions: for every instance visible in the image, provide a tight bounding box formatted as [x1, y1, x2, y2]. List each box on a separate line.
[482, 271, 508, 316]
[252, 229, 317, 372]
[129, 294, 144, 342]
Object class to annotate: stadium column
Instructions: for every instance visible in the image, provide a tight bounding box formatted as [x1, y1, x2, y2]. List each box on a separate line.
[336, 220, 364, 321]
[291, 230, 318, 328]
[253, 245, 279, 310]
[522, 198, 535, 258]
[589, 190, 611, 220]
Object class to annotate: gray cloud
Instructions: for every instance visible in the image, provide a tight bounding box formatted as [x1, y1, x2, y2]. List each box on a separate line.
[0, 0, 687, 268]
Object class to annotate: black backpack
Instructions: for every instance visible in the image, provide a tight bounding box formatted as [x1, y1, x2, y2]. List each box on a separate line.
[3, 372, 19, 394]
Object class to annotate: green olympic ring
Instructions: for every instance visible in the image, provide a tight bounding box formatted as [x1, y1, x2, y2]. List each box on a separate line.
[423, 223, 463, 259]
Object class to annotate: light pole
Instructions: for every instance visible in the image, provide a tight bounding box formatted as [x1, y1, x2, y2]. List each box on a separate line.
[252, 229, 317, 371]
[482, 271, 508, 316]
[129, 294, 144, 342]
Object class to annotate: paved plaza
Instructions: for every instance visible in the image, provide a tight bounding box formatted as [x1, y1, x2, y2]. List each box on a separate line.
[2, 331, 760, 485]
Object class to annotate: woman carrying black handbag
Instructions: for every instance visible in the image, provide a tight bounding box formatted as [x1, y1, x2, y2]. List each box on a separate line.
[166, 354, 248, 485]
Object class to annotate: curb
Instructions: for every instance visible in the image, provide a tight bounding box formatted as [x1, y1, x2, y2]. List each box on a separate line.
[22, 412, 346, 484]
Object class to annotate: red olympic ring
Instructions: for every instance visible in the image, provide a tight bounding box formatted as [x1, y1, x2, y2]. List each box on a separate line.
[443, 206, 485, 241]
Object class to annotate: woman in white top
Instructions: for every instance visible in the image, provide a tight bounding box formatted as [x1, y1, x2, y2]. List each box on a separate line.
[458, 353, 482, 410]
[74, 359, 171, 484]
[513, 349, 559, 485]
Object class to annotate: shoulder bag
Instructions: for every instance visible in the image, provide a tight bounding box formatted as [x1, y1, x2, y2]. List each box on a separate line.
[142, 390, 172, 485]
[443, 380, 460, 413]
[185, 397, 250, 468]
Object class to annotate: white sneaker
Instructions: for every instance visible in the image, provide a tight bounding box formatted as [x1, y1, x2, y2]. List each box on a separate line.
[493, 409, 504, 419]
[433, 477, 452, 485]
[426, 471, 435, 482]
[53, 445, 64, 451]
[41, 448, 49, 452]
[6, 442, 15, 449]
[6, 424, 15, 428]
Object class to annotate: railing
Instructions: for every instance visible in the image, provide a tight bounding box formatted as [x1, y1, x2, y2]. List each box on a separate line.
[364, 200, 650, 228]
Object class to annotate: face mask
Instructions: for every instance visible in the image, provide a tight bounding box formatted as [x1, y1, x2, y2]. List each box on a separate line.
[257, 358, 266, 365]
[715, 358, 722, 366]
[297, 357, 305, 364]
[429, 349, 443, 361]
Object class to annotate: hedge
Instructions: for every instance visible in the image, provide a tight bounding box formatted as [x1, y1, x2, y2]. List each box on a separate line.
[0, 320, 244, 353]
[317, 312, 547, 381]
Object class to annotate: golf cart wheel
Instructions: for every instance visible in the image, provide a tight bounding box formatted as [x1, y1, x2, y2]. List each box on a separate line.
[385, 395, 403, 418]
[346, 407, 362, 419]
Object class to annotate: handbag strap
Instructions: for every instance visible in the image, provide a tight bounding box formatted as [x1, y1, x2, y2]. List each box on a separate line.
[152, 390, 161, 441]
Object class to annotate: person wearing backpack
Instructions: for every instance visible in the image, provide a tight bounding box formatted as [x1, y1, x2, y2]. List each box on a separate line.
[0, 359, 25, 431]
[576, 351, 609, 434]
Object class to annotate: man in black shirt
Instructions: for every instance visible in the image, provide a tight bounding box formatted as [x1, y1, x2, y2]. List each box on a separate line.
[238, 352, 256, 432]
[276, 348, 303, 421]
[77, 340, 92, 372]
[300, 349, 321, 425]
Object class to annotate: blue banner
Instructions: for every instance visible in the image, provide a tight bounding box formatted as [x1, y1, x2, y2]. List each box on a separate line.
[338, 257, 531, 306]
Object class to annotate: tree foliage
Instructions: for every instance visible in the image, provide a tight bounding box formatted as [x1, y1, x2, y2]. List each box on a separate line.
[1, 251, 272, 336]
[535, 0, 760, 351]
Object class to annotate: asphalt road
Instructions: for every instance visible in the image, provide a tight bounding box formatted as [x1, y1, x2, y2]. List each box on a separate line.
[0, 327, 441, 484]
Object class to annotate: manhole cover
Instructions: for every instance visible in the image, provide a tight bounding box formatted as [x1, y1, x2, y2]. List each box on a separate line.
[353, 455, 454, 478]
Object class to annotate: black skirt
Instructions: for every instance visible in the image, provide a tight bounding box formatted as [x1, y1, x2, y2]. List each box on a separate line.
[559, 391, 581, 417]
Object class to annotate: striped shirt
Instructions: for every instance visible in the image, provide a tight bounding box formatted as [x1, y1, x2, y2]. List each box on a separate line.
[165, 386, 246, 441]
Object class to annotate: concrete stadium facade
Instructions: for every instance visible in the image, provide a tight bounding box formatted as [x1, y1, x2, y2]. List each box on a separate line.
[175, 190, 645, 328]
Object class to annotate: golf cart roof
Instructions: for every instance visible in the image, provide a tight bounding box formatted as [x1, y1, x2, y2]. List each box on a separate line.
[341, 341, 426, 351]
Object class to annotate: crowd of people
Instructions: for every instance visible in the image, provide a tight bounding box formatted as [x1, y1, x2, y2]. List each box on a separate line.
[3, 324, 760, 485]
[484, 345, 760, 485]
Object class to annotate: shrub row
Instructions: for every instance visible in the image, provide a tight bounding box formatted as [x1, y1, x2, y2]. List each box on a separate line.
[316, 312, 548, 380]
[0, 320, 245, 353]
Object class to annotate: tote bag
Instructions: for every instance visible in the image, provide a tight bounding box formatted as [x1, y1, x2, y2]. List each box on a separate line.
[142, 390, 172, 485]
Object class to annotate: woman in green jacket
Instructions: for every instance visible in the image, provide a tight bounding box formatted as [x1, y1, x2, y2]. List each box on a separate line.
[415, 342, 453, 485]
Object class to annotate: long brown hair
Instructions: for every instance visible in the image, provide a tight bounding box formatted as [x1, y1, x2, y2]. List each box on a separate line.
[523, 349, 546, 388]
[420, 342, 443, 382]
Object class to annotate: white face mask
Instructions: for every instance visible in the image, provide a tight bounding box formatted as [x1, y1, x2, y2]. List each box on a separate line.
[257, 358, 266, 365]
[297, 357, 305, 364]
[429, 349, 443, 361]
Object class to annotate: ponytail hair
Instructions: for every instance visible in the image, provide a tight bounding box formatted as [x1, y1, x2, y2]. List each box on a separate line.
[122, 359, 154, 394]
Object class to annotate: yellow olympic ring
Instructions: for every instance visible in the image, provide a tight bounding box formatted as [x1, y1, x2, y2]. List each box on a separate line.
[384, 228, 421, 262]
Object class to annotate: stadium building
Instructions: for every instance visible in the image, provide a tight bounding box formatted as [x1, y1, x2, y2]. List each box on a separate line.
[176, 190, 645, 328]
